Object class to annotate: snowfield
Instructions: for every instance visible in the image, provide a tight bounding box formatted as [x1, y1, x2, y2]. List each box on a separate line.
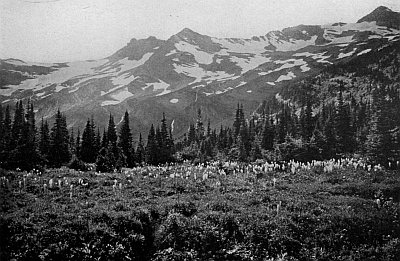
[0, 60, 107, 96]
[276, 71, 296, 82]
[338, 48, 357, 59]
[357, 48, 372, 56]
[175, 42, 214, 64]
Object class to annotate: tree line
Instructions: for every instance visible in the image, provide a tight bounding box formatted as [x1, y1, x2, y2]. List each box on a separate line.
[0, 102, 175, 172]
[0, 81, 398, 172]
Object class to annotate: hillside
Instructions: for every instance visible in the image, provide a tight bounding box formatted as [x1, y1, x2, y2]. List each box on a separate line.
[0, 6, 399, 139]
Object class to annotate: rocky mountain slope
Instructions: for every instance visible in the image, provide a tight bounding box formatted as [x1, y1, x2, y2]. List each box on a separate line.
[1, 6, 399, 138]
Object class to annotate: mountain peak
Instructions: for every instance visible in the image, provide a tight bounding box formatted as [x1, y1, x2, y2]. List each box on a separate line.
[176, 27, 199, 37]
[357, 6, 400, 29]
[374, 6, 394, 13]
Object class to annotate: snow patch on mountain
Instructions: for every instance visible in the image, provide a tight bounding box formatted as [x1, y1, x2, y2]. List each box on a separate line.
[117, 54, 153, 72]
[71, 74, 115, 92]
[230, 55, 271, 73]
[385, 35, 398, 41]
[55, 85, 69, 92]
[3, 59, 55, 67]
[143, 80, 170, 96]
[274, 59, 307, 71]
[270, 35, 318, 52]
[237, 81, 247, 87]
[357, 49, 372, 56]
[111, 88, 134, 101]
[300, 64, 311, 72]
[322, 21, 394, 36]
[112, 73, 138, 88]
[276, 71, 296, 82]
[213, 38, 268, 54]
[101, 100, 120, 106]
[0, 60, 107, 96]
[101, 87, 134, 106]
[293, 52, 332, 64]
[166, 50, 177, 56]
[174, 63, 236, 83]
[175, 42, 214, 64]
[338, 48, 357, 59]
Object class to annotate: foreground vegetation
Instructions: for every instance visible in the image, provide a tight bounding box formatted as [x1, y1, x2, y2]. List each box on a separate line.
[1, 160, 399, 261]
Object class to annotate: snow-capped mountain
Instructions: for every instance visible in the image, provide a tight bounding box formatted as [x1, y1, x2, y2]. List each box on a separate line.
[1, 6, 399, 138]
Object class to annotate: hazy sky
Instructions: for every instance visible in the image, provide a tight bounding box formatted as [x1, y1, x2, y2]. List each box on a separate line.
[1, 0, 399, 63]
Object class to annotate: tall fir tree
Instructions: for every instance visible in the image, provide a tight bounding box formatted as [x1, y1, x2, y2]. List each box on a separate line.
[0, 105, 3, 165]
[145, 124, 158, 165]
[11, 101, 25, 153]
[335, 87, 355, 154]
[300, 98, 313, 141]
[15, 101, 41, 170]
[158, 113, 173, 163]
[107, 114, 118, 147]
[366, 86, 395, 166]
[261, 117, 275, 151]
[80, 118, 97, 163]
[39, 118, 51, 165]
[187, 123, 196, 145]
[48, 109, 70, 167]
[196, 108, 205, 142]
[1, 106, 12, 168]
[75, 128, 81, 159]
[118, 111, 135, 167]
[136, 133, 145, 165]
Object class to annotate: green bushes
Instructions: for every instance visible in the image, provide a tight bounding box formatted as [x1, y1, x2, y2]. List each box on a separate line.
[1, 166, 399, 260]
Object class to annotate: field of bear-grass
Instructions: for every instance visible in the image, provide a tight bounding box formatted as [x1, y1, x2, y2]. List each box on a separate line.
[1, 159, 399, 261]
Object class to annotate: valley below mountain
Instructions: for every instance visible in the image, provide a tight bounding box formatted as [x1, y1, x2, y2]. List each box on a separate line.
[1, 6, 399, 139]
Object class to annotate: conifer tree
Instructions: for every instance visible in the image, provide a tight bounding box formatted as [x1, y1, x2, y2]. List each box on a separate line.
[11, 101, 25, 152]
[107, 114, 118, 147]
[145, 124, 158, 165]
[158, 113, 174, 163]
[95, 127, 101, 154]
[276, 111, 286, 144]
[80, 118, 97, 163]
[101, 128, 108, 149]
[261, 117, 275, 151]
[206, 119, 211, 137]
[15, 101, 41, 170]
[366, 86, 394, 166]
[335, 88, 355, 154]
[233, 103, 241, 137]
[75, 128, 81, 159]
[188, 123, 196, 145]
[0, 106, 12, 168]
[39, 118, 50, 165]
[118, 111, 135, 167]
[196, 108, 204, 142]
[136, 133, 145, 165]
[96, 143, 116, 172]
[300, 99, 313, 141]
[0, 105, 3, 165]
[322, 115, 337, 159]
[69, 128, 75, 156]
[48, 109, 70, 167]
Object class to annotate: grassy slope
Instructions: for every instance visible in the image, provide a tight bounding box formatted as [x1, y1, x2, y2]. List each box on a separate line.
[0, 165, 399, 261]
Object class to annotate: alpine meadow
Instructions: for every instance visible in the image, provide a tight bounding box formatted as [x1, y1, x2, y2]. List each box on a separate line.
[0, 4, 400, 261]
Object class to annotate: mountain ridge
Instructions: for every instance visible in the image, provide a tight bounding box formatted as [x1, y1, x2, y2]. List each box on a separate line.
[1, 6, 399, 139]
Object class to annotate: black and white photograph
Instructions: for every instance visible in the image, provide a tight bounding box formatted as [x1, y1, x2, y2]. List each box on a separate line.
[1, 0, 399, 260]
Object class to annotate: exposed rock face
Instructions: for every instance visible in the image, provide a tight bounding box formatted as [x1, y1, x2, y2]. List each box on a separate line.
[1, 7, 399, 138]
